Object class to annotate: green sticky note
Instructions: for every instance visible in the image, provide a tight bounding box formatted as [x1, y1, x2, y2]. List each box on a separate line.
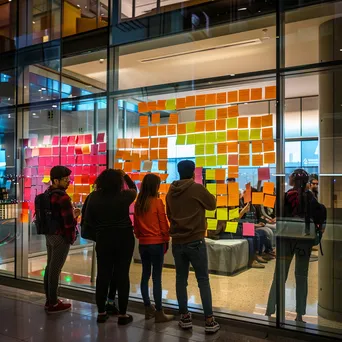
[225, 221, 238, 233]
[205, 109, 216, 120]
[217, 155, 227, 166]
[206, 183, 217, 195]
[206, 132, 216, 143]
[250, 129, 261, 140]
[217, 208, 228, 220]
[227, 118, 238, 129]
[195, 133, 205, 144]
[205, 144, 215, 155]
[206, 156, 217, 167]
[229, 208, 240, 220]
[207, 219, 218, 230]
[238, 130, 249, 141]
[186, 122, 196, 133]
[206, 169, 216, 180]
[195, 144, 205, 155]
[196, 157, 206, 167]
[206, 210, 216, 218]
[166, 99, 176, 110]
[176, 135, 186, 145]
[186, 134, 196, 145]
[216, 131, 226, 142]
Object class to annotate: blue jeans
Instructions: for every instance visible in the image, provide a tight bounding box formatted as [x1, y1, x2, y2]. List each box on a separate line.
[172, 239, 213, 318]
[139, 244, 164, 311]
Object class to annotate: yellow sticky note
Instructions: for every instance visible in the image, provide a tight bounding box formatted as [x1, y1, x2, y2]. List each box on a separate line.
[195, 133, 205, 144]
[186, 122, 196, 133]
[206, 183, 217, 195]
[227, 118, 238, 129]
[225, 221, 238, 233]
[206, 169, 216, 180]
[206, 156, 217, 167]
[250, 129, 261, 140]
[207, 219, 218, 230]
[229, 208, 239, 220]
[206, 210, 216, 218]
[205, 109, 216, 120]
[216, 131, 226, 142]
[166, 99, 176, 110]
[217, 154, 227, 166]
[238, 130, 249, 141]
[217, 208, 228, 220]
[186, 134, 196, 145]
[206, 132, 216, 143]
[196, 157, 206, 167]
[205, 144, 215, 155]
[42, 177, 50, 184]
[176, 135, 186, 145]
[195, 144, 205, 155]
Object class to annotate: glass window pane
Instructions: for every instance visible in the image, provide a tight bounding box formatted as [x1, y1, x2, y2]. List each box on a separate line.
[302, 97, 319, 137]
[284, 99, 301, 138]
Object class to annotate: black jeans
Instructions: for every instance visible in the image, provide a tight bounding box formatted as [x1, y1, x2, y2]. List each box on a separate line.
[95, 228, 135, 314]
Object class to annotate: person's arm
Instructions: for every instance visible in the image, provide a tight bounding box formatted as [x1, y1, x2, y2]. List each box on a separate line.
[124, 174, 137, 191]
[122, 174, 137, 204]
[239, 203, 250, 219]
[157, 199, 170, 242]
[58, 194, 77, 244]
[196, 185, 217, 211]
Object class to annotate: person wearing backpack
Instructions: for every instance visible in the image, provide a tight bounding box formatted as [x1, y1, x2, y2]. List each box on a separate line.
[36, 166, 79, 314]
[134, 174, 174, 323]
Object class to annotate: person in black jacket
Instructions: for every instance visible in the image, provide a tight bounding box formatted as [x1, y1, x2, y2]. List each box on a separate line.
[83, 169, 137, 324]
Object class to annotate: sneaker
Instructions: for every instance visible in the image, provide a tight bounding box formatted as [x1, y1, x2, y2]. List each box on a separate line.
[262, 253, 275, 261]
[145, 304, 156, 320]
[205, 317, 220, 334]
[250, 260, 265, 269]
[106, 303, 120, 316]
[97, 313, 109, 323]
[118, 314, 133, 325]
[256, 255, 268, 264]
[155, 310, 174, 323]
[47, 300, 71, 314]
[179, 312, 192, 330]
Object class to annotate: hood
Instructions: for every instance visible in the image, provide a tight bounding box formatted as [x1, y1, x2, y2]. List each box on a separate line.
[169, 179, 194, 197]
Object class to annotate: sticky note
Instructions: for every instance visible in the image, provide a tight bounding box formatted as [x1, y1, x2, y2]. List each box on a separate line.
[228, 166, 239, 178]
[239, 89, 250, 102]
[158, 125, 167, 136]
[196, 95, 206, 106]
[159, 149, 168, 159]
[206, 156, 217, 167]
[262, 114, 273, 127]
[206, 210, 216, 218]
[124, 162, 133, 172]
[148, 101, 157, 111]
[205, 144, 215, 155]
[216, 169, 226, 181]
[195, 144, 205, 155]
[265, 86, 276, 99]
[227, 130, 238, 141]
[186, 122, 196, 133]
[244, 183, 252, 203]
[207, 219, 218, 230]
[215, 132, 225, 143]
[243, 223, 255, 236]
[264, 152, 276, 164]
[169, 114, 178, 124]
[238, 130, 249, 141]
[252, 155, 263, 166]
[228, 154, 238, 165]
[206, 132, 216, 144]
[227, 142, 238, 153]
[139, 116, 148, 127]
[262, 127, 273, 140]
[186, 96, 196, 107]
[250, 129, 261, 140]
[167, 125, 177, 135]
[195, 133, 205, 144]
[239, 142, 249, 154]
[228, 91, 238, 103]
[205, 93, 217, 105]
[195, 110, 205, 121]
[252, 192, 264, 205]
[217, 108, 228, 119]
[140, 127, 149, 137]
[205, 120, 215, 132]
[252, 141, 263, 153]
[143, 160, 153, 170]
[176, 135, 186, 145]
[263, 182, 275, 195]
[186, 134, 196, 145]
[177, 123, 186, 135]
[251, 116, 262, 128]
[176, 98, 186, 110]
[263, 140, 275, 152]
[217, 154, 228, 165]
[217, 183, 227, 195]
[196, 157, 206, 167]
[43, 135, 51, 145]
[225, 221, 238, 233]
[151, 113, 160, 124]
[149, 126, 158, 137]
[257, 168, 270, 181]
[206, 183, 217, 195]
[217, 143, 227, 154]
[217, 92, 227, 104]
[251, 88, 262, 101]
[264, 195, 276, 208]
[157, 100, 166, 110]
[228, 182, 238, 195]
[227, 118, 238, 129]
[238, 117, 248, 129]
[166, 99, 176, 110]
[138, 102, 148, 113]
[158, 160, 167, 171]
[228, 193, 240, 206]
[228, 105, 239, 118]
[229, 208, 239, 220]
[132, 160, 141, 170]
[217, 196, 227, 206]
[205, 109, 216, 120]
[206, 169, 216, 180]
[217, 208, 228, 220]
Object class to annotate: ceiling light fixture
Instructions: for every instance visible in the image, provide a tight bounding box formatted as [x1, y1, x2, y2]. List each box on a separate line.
[52, 105, 57, 108]
[139, 39, 261, 63]
[32, 113, 36, 116]
[77, 4, 80, 7]
[238, 7, 247, 11]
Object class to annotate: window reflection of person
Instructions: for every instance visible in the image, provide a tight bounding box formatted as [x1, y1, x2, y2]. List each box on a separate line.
[308, 174, 319, 199]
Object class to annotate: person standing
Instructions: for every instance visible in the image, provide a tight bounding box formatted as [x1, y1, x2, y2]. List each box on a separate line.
[166, 160, 220, 334]
[83, 169, 137, 324]
[309, 174, 319, 199]
[43, 166, 79, 313]
[134, 174, 174, 323]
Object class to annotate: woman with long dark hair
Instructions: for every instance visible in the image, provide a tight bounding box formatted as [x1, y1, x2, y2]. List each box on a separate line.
[83, 169, 137, 324]
[134, 174, 173, 323]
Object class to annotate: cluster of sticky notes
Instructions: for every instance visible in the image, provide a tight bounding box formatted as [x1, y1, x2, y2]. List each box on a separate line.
[206, 180, 240, 208]
[250, 184, 276, 208]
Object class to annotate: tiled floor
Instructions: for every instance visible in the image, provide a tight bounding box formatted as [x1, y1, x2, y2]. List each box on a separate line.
[0, 285, 307, 342]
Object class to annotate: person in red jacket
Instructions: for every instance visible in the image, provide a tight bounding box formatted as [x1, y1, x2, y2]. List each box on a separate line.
[134, 174, 174, 323]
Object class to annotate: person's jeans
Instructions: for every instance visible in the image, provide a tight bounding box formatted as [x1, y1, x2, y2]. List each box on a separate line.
[139, 244, 164, 311]
[172, 239, 213, 318]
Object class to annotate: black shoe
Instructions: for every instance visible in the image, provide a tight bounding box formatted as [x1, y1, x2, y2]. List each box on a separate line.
[205, 317, 220, 334]
[106, 303, 120, 316]
[97, 313, 109, 323]
[179, 312, 192, 330]
[118, 314, 133, 325]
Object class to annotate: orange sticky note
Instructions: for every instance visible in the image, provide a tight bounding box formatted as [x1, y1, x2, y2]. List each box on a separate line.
[150, 149, 158, 160]
[264, 152, 276, 164]
[157, 100, 166, 110]
[228, 154, 238, 165]
[159, 137, 168, 148]
[149, 126, 157, 137]
[216, 169, 226, 181]
[252, 155, 264, 166]
[196, 95, 206, 106]
[252, 141, 263, 153]
[262, 114, 273, 127]
[239, 89, 250, 102]
[239, 155, 250, 166]
[205, 120, 215, 132]
[228, 182, 239, 195]
[264, 194, 276, 208]
[169, 114, 178, 124]
[158, 125, 167, 136]
[124, 162, 133, 172]
[138, 102, 148, 113]
[151, 113, 160, 124]
[130, 173, 140, 181]
[238, 117, 248, 129]
[140, 150, 149, 160]
[217, 184, 227, 195]
[228, 166, 239, 178]
[177, 123, 186, 135]
[140, 127, 149, 137]
[160, 174, 168, 181]
[186, 96, 196, 107]
[114, 162, 123, 169]
[228, 91, 238, 103]
[195, 110, 205, 121]
[205, 93, 217, 105]
[176, 98, 186, 110]
[228, 193, 240, 207]
[217, 92, 227, 104]
[196, 121, 205, 132]
[251, 88, 262, 101]
[251, 116, 262, 128]
[263, 140, 275, 152]
[158, 160, 167, 171]
[150, 137, 158, 148]
[217, 196, 228, 206]
[147, 101, 157, 111]
[262, 127, 273, 140]
[227, 142, 238, 153]
[228, 105, 239, 118]
[265, 86, 276, 99]
[216, 119, 226, 131]
[141, 139, 149, 149]
[227, 130, 238, 141]
[122, 151, 132, 160]
[115, 150, 123, 159]
[133, 160, 141, 171]
[217, 143, 227, 154]
[263, 182, 275, 195]
[82, 145, 90, 154]
[159, 149, 168, 159]
[167, 125, 177, 135]
[252, 192, 264, 205]
[239, 142, 249, 154]
[133, 139, 142, 148]
[139, 116, 148, 127]
[131, 152, 140, 161]
[217, 108, 228, 119]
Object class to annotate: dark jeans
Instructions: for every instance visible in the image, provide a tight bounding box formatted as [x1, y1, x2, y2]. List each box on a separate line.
[95, 229, 135, 314]
[139, 244, 164, 311]
[266, 238, 313, 316]
[108, 271, 117, 301]
[246, 231, 266, 264]
[172, 239, 213, 318]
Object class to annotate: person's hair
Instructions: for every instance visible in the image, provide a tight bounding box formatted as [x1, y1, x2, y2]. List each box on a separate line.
[177, 160, 195, 180]
[227, 178, 236, 183]
[95, 169, 123, 194]
[309, 174, 319, 183]
[290, 169, 309, 189]
[135, 174, 161, 216]
[50, 166, 71, 182]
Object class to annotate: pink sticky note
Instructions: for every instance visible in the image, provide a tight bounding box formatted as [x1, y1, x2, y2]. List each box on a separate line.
[24, 188, 31, 201]
[38, 166, 45, 174]
[43, 135, 51, 145]
[61, 136, 68, 145]
[98, 143, 106, 153]
[31, 157, 39, 166]
[67, 156, 74, 165]
[91, 155, 98, 164]
[77, 135, 85, 144]
[90, 166, 97, 174]
[52, 157, 59, 165]
[51, 136, 59, 145]
[67, 146, 75, 155]
[84, 134, 92, 144]
[23, 168, 32, 177]
[61, 156, 67, 165]
[75, 146, 83, 155]
[25, 149, 32, 159]
[83, 155, 91, 164]
[29, 137, 38, 147]
[75, 166, 83, 175]
[98, 155, 106, 165]
[52, 147, 59, 155]
[258, 167, 271, 181]
[31, 167, 38, 176]
[31, 177, 37, 186]
[38, 157, 46, 166]
[61, 146, 67, 155]
[82, 166, 90, 174]
[76, 156, 84, 164]
[91, 144, 98, 155]
[68, 136, 77, 145]
[99, 166, 106, 173]
[243, 223, 255, 236]
[24, 178, 32, 188]
[97, 133, 105, 143]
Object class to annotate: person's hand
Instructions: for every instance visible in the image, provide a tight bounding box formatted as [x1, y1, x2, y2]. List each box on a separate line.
[164, 242, 169, 254]
[73, 208, 81, 218]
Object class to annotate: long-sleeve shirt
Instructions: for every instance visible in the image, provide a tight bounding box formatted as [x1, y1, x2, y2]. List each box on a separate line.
[134, 197, 170, 245]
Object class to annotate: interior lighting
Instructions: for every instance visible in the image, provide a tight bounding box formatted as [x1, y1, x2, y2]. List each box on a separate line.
[52, 105, 57, 108]
[238, 7, 247, 11]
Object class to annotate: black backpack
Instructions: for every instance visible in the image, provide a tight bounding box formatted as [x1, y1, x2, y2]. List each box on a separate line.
[34, 189, 65, 235]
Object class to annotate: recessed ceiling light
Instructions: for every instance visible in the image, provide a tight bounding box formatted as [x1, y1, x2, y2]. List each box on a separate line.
[340, 49, 342, 52]
[52, 105, 57, 108]
[41, 87, 46, 91]
[230, 74, 235, 76]
[7, 98, 10, 101]
[238, 7, 247, 11]
[32, 113, 36, 116]
[32, 21, 35, 24]
[77, 4, 80, 7]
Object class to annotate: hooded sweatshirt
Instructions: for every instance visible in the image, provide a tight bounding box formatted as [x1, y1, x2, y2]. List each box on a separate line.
[166, 179, 216, 244]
